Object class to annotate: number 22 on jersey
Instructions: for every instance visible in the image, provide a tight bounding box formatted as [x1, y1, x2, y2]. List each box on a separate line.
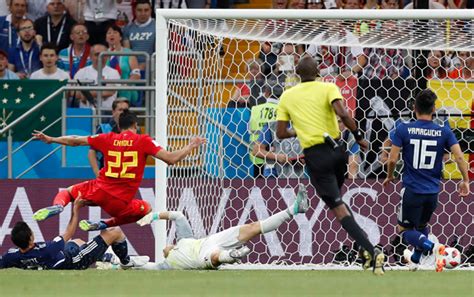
[105, 151, 138, 178]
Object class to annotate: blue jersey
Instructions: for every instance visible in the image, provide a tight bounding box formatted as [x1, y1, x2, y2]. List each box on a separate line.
[392, 120, 458, 194]
[0, 236, 66, 270]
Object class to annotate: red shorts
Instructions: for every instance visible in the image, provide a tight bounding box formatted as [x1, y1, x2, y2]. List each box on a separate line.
[70, 180, 150, 218]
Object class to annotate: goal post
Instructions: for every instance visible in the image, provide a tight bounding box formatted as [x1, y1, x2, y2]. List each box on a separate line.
[155, 9, 473, 267]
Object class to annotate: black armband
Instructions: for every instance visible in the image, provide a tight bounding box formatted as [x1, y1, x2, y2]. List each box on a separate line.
[351, 129, 364, 141]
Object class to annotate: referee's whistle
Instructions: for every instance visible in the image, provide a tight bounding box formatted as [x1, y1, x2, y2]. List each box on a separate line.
[323, 132, 339, 149]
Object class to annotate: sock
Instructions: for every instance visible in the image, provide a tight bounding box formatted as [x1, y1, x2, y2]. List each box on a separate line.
[402, 230, 434, 252]
[340, 215, 375, 257]
[411, 248, 423, 264]
[218, 250, 235, 264]
[111, 239, 130, 265]
[100, 253, 114, 263]
[260, 210, 291, 233]
[287, 202, 300, 216]
[53, 190, 73, 207]
[95, 221, 108, 231]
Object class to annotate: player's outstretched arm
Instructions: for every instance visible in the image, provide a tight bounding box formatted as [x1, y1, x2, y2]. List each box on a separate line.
[450, 143, 470, 197]
[32, 130, 89, 147]
[137, 211, 183, 226]
[154, 137, 206, 165]
[383, 144, 401, 186]
[61, 199, 85, 242]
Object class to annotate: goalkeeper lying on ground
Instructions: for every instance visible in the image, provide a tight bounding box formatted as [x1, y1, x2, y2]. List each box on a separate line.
[134, 184, 308, 270]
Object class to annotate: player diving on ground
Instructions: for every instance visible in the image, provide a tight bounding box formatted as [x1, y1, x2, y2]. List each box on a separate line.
[128, 185, 309, 270]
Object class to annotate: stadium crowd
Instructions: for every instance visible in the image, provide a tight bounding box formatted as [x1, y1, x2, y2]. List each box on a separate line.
[0, 0, 472, 107]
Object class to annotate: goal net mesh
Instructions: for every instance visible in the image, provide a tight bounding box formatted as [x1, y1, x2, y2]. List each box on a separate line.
[163, 16, 473, 269]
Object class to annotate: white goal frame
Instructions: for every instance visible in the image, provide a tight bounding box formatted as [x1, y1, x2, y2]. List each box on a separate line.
[154, 9, 473, 263]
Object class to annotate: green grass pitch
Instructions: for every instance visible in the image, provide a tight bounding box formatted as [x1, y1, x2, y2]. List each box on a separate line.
[0, 269, 472, 297]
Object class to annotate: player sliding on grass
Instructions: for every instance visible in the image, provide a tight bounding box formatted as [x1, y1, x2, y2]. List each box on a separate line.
[32, 109, 206, 231]
[0, 199, 148, 270]
[133, 185, 309, 270]
[383, 89, 470, 272]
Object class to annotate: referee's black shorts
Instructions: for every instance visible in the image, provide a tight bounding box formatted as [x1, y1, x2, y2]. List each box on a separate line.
[304, 141, 348, 209]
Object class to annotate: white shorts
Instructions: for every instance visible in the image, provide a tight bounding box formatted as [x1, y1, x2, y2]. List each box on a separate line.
[199, 226, 242, 260]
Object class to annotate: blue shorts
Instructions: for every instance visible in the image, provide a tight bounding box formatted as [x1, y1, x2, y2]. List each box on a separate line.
[397, 187, 438, 229]
[62, 235, 108, 270]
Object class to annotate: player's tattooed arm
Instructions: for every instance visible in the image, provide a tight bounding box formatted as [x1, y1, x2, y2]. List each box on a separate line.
[33, 130, 89, 146]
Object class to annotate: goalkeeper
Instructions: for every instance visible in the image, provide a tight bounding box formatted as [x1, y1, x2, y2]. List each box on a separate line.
[134, 185, 308, 270]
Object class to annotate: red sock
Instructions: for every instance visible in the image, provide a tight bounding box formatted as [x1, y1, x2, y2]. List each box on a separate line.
[53, 190, 73, 207]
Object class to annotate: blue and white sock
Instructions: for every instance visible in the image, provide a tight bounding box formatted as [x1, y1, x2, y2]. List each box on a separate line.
[112, 239, 130, 265]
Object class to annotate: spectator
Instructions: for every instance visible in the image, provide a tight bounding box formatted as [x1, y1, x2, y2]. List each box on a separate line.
[342, 0, 363, 8]
[73, 44, 121, 109]
[425, 50, 448, 79]
[84, 0, 122, 45]
[272, 0, 289, 8]
[8, 18, 41, 78]
[362, 20, 408, 79]
[306, 34, 366, 79]
[184, 0, 207, 8]
[363, 47, 408, 79]
[58, 23, 91, 78]
[278, 43, 300, 90]
[259, 41, 282, 76]
[448, 51, 473, 79]
[463, 0, 473, 8]
[305, 45, 338, 78]
[289, 0, 306, 8]
[0, 0, 28, 52]
[228, 58, 265, 108]
[404, 0, 445, 8]
[88, 98, 130, 176]
[364, 0, 378, 8]
[0, 49, 19, 79]
[157, 0, 188, 8]
[380, 0, 400, 8]
[34, 0, 76, 51]
[340, 0, 372, 37]
[30, 43, 69, 79]
[106, 24, 140, 106]
[123, 0, 155, 71]
[27, 0, 48, 20]
[306, 0, 325, 9]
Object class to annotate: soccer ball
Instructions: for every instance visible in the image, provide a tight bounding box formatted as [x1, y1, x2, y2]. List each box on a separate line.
[443, 247, 461, 269]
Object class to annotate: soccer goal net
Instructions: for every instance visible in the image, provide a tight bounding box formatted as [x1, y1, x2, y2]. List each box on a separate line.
[154, 10, 473, 269]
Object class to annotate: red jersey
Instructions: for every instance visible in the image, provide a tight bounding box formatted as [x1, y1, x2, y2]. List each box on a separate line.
[87, 131, 162, 200]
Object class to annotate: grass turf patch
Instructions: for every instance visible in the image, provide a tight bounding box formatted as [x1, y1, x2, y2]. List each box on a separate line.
[0, 269, 472, 297]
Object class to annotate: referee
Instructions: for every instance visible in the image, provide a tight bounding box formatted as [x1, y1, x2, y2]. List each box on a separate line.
[276, 56, 385, 276]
